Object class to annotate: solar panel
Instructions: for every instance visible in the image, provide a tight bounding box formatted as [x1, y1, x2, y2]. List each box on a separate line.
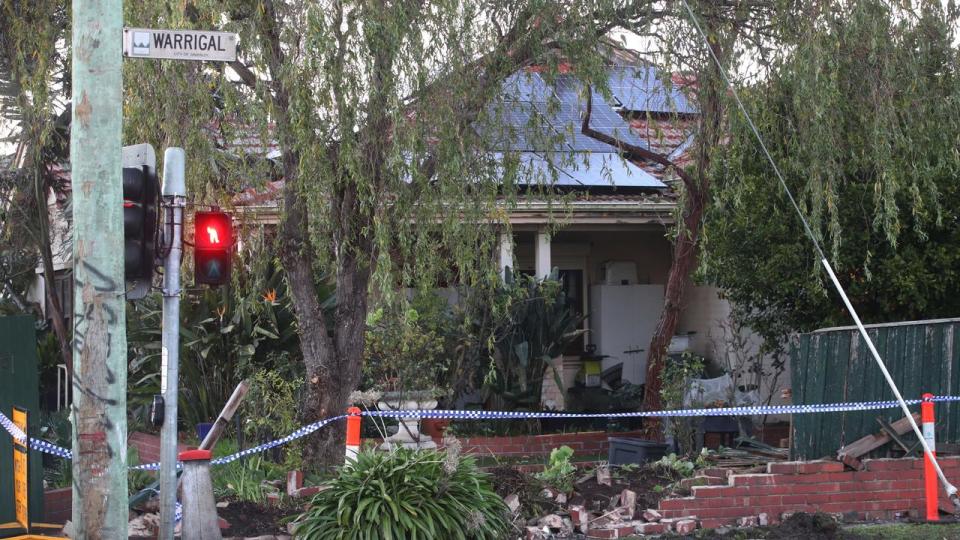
[606, 66, 696, 114]
[493, 152, 666, 189]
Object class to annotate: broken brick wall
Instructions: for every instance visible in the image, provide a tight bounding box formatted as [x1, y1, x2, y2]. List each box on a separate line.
[658, 457, 957, 529]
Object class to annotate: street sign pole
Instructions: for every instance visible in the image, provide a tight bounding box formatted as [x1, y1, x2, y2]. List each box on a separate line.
[70, 0, 128, 536]
[159, 148, 186, 540]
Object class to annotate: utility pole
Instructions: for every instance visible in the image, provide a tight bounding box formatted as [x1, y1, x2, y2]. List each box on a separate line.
[159, 148, 185, 540]
[70, 0, 127, 536]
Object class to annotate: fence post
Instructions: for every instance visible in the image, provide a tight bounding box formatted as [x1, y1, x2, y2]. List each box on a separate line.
[346, 407, 362, 463]
[179, 449, 222, 540]
[922, 393, 938, 521]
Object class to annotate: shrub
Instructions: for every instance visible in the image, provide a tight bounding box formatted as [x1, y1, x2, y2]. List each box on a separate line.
[535, 445, 576, 493]
[293, 448, 509, 540]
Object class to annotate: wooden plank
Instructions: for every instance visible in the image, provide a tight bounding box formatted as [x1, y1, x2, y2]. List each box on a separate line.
[199, 380, 250, 451]
[845, 332, 868, 447]
[837, 412, 921, 459]
[790, 335, 809, 459]
[826, 332, 851, 450]
[805, 334, 830, 458]
[950, 323, 960, 442]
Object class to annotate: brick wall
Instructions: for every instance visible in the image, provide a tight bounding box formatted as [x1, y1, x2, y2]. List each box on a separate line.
[433, 430, 646, 458]
[129, 431, 188, 464]
[44, 487, 71, 524]
[658, 457, 958, 529]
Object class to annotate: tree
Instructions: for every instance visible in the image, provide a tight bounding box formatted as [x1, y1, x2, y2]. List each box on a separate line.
[703, 1, 960, 350]
[121, 0, 670, 470]
[583, 0, 781, 419]
[0, 0, 73, 370]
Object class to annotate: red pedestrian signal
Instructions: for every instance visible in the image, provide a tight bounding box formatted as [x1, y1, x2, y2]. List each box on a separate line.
[194, 211, 232, 286]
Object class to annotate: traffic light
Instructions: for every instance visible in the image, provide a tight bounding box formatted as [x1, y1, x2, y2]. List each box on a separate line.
[122, 153, 159, 281]
[194, 210, 232, 286]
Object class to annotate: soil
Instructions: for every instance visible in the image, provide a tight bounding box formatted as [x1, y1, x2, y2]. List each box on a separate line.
[570, 464, 682, 513]
[669, 512, 841, 539]
[489, 466, 560, 520]
[489, 463, 682, 518]
[217, 499, 300, 536]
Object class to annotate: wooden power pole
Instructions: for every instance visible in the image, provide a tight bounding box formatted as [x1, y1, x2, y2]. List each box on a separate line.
[70, 0, 128, 536]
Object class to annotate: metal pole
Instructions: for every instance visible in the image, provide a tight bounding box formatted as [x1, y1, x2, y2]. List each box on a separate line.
[159, 148, 186, 540]
[70, 0, 127, 535]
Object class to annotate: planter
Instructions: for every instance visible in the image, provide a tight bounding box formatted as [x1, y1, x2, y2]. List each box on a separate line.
[607, 437, 668, 465]
[377, 395, 438, 450]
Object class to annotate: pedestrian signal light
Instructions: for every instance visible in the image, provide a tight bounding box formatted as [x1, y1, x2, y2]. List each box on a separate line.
[194, 211, 232, 286]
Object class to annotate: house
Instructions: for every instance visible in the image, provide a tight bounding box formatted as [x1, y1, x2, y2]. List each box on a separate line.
[27, 60, 785, 412]
[232, 61, 777, 409]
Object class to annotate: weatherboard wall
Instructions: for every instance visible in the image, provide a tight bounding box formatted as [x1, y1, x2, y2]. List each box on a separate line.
[790, 318, 960, 460]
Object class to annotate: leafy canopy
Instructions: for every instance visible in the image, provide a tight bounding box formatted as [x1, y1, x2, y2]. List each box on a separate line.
[703, 0, 960, 346]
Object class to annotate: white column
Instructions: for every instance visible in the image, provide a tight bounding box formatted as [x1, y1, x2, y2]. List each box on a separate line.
[535, 229, 551, 279]
[499, 230, 514, 278]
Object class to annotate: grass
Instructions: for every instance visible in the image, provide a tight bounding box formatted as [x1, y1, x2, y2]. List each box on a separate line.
[843, 522, 960, 539]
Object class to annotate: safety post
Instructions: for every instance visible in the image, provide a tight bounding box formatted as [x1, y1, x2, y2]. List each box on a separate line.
[346, 407, 362, 463]
[922, 393, 938, 521]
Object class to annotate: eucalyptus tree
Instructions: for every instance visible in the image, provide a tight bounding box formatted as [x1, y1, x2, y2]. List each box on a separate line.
[123, 0, 670, 469]
[703, 1, 960, 350]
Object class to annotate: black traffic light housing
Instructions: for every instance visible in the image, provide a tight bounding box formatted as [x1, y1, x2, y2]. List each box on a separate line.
[194, 210, 232, 286]
[122, 146, 159, 282]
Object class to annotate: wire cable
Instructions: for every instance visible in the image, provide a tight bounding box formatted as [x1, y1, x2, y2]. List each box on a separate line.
[678, 0, 958, 501]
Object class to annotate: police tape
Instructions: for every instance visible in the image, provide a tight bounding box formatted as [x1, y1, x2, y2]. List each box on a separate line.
[6, 395, 960, 470]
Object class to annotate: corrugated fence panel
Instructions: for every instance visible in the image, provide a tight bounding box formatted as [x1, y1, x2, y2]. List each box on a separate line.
[791, 319, 960, 460]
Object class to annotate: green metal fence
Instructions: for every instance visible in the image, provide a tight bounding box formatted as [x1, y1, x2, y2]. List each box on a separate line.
[790, 318, 960, 460]
[0, 315, 44, 530]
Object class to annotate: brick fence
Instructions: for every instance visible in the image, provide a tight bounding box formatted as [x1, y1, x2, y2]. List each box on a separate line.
[658, 456, 959, 529]
[436, 430, 647, 458]
[44, 487, 71, 525]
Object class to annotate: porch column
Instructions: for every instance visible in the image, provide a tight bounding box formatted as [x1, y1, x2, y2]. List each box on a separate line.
[499, 230, 514, 279]
[535, 229, 551, 279]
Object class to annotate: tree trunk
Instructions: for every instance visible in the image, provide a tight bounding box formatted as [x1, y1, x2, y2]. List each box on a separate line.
[35, 168, 72, 373]
[641, 15, 729, 436]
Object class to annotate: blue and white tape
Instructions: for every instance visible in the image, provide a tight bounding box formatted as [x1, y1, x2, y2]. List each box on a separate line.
[6, 396, 960, 469]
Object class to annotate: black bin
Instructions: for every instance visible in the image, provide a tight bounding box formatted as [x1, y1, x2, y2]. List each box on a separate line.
[607, 437, 668, 465]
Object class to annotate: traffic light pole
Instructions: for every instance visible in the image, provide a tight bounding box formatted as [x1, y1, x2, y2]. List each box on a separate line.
[70, 0, 128, 535]
[159, 148, 186, 540]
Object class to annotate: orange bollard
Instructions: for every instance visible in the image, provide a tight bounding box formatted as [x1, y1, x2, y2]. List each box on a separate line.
[922, 393, 938, 521]
[346, 406, 362, 463]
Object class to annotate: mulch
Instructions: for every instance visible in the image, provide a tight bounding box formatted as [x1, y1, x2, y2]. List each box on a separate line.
[218, 499, 300, 536]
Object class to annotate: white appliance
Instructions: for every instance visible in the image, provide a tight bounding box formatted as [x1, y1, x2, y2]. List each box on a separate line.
[589, 284, 664, 384]
[602, 261, 638, 285]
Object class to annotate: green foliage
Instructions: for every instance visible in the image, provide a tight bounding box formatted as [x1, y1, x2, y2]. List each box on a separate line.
[654, 449, 711, 479]
[39, 409, 71, 489]
[661, 354, 705, 455]
[127, 447, 155, 494]
[243, 369, 305, 470]
[126, 243, 312, 428]
[362, 292, 451, 395]
[293, 448, 509, 540]
[454, 270, 585, 410]
[535, 445, 577, 493]
[210, 439, 286, 503]
[704, 1, 960, 349]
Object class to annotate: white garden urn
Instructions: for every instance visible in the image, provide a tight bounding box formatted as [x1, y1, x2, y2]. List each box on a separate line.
[377, 396, 438, 450]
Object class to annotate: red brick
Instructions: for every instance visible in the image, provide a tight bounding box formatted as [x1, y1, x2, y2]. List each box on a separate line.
[795, 460, 844, 474]
[731, 474, 777, 486]
[865, 459, 915, 472]
[658, 497, 694, 511]
[675, 519, 697, 534]
[702, 467, 733, 479]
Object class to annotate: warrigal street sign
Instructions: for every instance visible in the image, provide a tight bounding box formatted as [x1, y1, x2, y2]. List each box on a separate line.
[123, 28, 237, 62]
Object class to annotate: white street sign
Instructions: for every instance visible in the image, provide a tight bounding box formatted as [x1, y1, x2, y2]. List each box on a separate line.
[123, 28, 237, 62]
